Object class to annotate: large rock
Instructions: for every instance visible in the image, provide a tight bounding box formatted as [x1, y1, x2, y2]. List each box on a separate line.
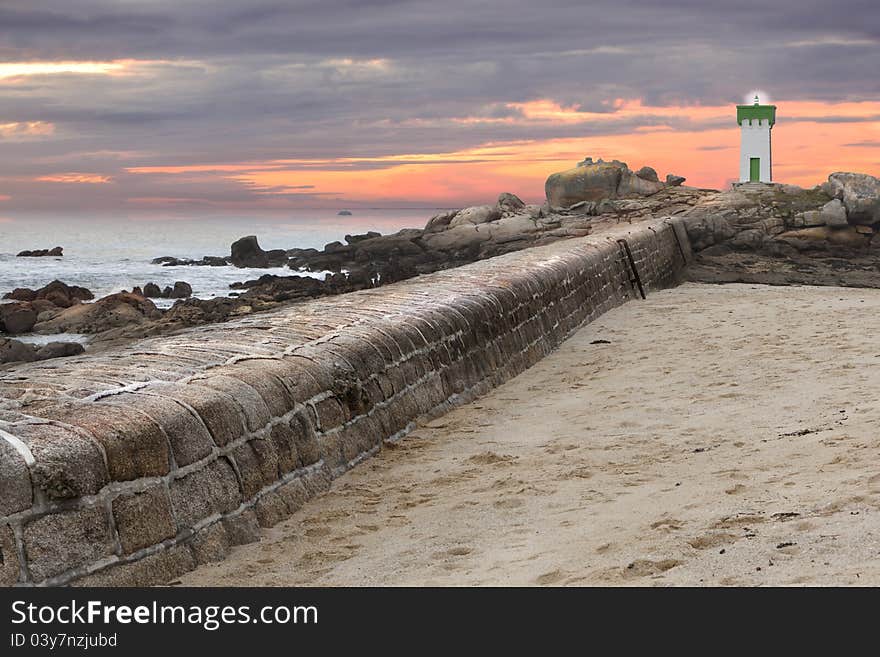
[546, 161, 623, 206]
[143, 282, 162, 298]
[229, 236, 288, 268]
[497, 192, 525, 212]
[2, 280, 93, 308]
[424, 210, 459, 232]
[820, 199, 849, 227]
[683, 215, 737, 251]
[33, 292, 160, 334]
[0, 338, 38, 363]
[17, 247, 63, 257]
[0, 302, 38, 334]
[545, 159, 664, 207]
[448, 205, 502, 227]
[421, 224, 491, 254]
[169, 281, 193, 299]
[666, 174, 686, 186]
[35, 342, 85, 360]
[635, 166, 659, 183]
[824, 172, 880, 225]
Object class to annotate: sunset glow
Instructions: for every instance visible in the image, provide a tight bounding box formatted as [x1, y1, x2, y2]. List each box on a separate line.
[115, 99, 880, 208]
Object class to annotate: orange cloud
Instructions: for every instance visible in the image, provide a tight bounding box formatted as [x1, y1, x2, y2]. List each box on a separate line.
[37, 173, 113, 184]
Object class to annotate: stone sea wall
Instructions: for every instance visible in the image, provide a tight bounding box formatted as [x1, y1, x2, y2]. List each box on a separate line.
[0, 218, 691, 587]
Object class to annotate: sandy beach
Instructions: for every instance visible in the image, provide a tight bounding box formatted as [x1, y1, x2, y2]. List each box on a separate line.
[180, 282, 880, 586]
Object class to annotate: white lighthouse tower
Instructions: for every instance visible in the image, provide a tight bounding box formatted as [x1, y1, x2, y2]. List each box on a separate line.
[737, 95, 776, 183]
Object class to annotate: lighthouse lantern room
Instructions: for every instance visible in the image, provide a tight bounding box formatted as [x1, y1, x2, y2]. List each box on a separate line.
[737, 95, 776, 183]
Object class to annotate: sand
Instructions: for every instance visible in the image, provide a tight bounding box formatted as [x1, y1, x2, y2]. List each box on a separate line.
[180, 282, 880, 586]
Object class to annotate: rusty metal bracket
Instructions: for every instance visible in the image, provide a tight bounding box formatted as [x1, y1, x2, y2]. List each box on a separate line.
[616, 238, 646, 299]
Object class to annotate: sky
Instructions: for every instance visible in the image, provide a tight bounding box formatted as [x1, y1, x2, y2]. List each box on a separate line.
[0, 0, 878, 215]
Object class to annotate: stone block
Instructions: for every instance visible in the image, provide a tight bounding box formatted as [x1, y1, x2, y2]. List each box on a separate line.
[254, 491, 289, 528]
[269, 422, 299, 474]
[193, 375, 271, 433]
[223, 362, 296, 418]
[314, 397, 347, 431]
[154, 382, 246, 447]
[0, 524, 20, 586]
[23, 506, 114, 581]
[108, 392, 214, 467]
[169, 458, 241, 530]
[187, 522, 230, 565]
[222, 509, 261, 546]
[72, 545, 195, 587]
[0, 434, 32, 515]
[39, 403, 170, 482]
[112, 485, 176, 554]
[232, 437, 280, 498]
[277, 478, 309, 515]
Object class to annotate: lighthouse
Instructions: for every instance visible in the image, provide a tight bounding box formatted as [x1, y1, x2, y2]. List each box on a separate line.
[737, 94, 776, 183]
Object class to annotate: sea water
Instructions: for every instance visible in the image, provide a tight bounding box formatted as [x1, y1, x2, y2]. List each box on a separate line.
[0, 210, 437, 306]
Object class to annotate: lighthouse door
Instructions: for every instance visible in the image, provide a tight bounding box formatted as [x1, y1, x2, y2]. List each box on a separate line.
[749, 158, 760, 182]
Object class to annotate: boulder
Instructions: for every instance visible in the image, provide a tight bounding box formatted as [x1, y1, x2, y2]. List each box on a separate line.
[3, 288, 37, 302]
[35, 342, 85, 360]
[448, 205, 502, 227]
[0, 338, 38, 363]
[0, 302, 38, 334]
[143, 282, 163, 298]
[820, 198, 849, 227]
[666, 174, 686, 186]
[497, 192, 526, 212]
[421, 224, 491, 254]
[823, 172, 880, 225]
[545, 160, 666, 207]
[2, 281, 93, 307]
[683, 215, 737, 251]
[635, 166, 659, 183]
[344, 231, 381, 244]
[16, 247, 63, 257]
[483, 215, 541, 244]
[424, 210, 459, 232]
[170, 281, 193, 299]
[229, 236, 286, 268]
[545, 162, 624, 207]
[33, 292, 160, 334]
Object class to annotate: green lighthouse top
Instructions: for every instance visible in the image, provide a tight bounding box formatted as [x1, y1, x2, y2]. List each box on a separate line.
[737, 95, 776, 126]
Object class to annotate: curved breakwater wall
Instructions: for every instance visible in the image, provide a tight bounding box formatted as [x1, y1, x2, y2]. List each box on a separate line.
[0, 218, 692, 586]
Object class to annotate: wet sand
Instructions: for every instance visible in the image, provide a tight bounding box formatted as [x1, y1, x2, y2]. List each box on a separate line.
[181, 282, 880, 586]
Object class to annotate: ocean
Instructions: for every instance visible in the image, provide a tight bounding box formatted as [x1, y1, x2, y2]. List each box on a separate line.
[0, 209, 438, 312]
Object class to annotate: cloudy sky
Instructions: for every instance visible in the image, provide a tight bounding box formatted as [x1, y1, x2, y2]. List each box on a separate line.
[0, 0, 878, 215]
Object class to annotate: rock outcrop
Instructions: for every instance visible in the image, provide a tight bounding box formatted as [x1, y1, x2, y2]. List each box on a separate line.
[545, 158, 668, 208]
[0, 303, 38, 334]
[0, 338, 84, 365]
[17, 247, 63, 257]
[3, 280, 94, 308]
[823, 172, 880, 225]
[230, 235, 288, 268]
[33, 292, 161, 334]
[142, 281, 193, 299]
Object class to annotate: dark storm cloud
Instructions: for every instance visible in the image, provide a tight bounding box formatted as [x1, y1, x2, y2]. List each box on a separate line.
[0, 0, 878, 210]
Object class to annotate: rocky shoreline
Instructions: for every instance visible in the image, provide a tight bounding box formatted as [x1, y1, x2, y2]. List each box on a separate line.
[3, 157, 879, 366]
